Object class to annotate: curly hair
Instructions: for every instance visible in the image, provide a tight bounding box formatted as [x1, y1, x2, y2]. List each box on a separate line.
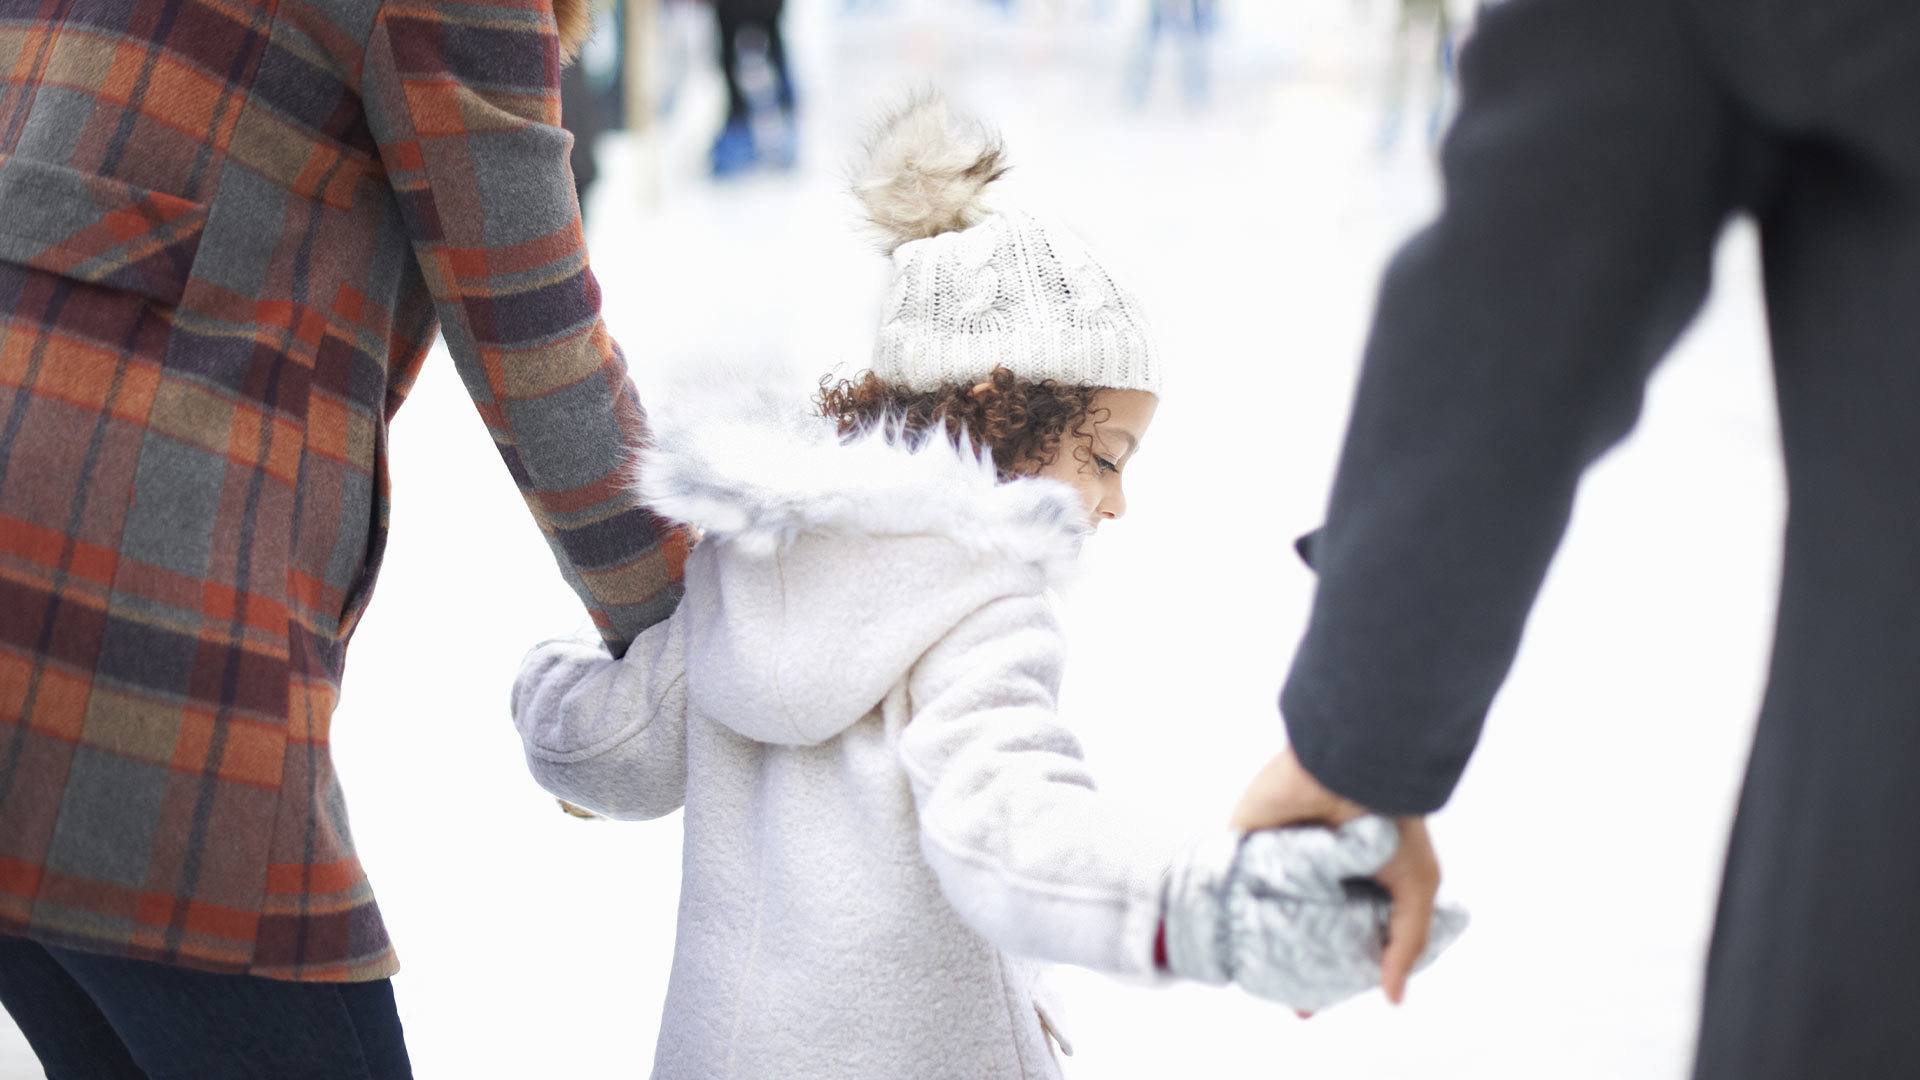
[816, 366, 1109, 480]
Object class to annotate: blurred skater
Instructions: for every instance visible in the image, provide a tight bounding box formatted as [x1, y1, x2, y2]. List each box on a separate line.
[709, 0, 799, 176]
[1377, 0, 1459, 151]
[1124, 0, 1221, 109]
[562, 5, 627, 219]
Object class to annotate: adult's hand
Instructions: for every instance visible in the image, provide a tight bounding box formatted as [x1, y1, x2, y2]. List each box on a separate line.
[1231, 748, 1442, 1004]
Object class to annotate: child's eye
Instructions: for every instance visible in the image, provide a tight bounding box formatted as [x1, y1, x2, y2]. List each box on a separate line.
[1093, 455, 1118, 475]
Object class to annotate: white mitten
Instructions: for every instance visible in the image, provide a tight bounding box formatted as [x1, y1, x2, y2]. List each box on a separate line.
[1162, 816, 1468, 1011]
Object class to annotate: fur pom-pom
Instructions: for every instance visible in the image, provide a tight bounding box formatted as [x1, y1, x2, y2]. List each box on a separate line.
[552, 0, 593, 64]
[851, 91, 1009, 254]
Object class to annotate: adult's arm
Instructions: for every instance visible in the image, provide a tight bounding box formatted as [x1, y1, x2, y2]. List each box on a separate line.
[1282, 0, 1742, 814]
[360, 0, 683, 651]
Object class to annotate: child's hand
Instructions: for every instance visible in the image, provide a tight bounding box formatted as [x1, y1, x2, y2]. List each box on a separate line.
[1231, 748, 1442, 1004]
[1160, 817, 1467, 1012]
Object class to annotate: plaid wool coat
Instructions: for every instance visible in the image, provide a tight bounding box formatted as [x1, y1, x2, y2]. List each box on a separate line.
[0, 0, 684, 980]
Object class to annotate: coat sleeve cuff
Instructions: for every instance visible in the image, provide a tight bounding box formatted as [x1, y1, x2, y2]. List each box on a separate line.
[1279, 681, 1459, 816]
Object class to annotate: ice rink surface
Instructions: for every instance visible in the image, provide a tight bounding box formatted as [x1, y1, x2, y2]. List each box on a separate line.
[3, 1, 1788, 1076]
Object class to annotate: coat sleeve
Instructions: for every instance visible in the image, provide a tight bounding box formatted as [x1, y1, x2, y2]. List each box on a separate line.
[358, 0, 682, 651]
[898, 591, 1181, 978]
[1280, 0, 1739, 814]
[510, 613, 690, 820]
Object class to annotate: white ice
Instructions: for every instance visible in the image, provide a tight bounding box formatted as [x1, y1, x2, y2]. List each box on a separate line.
[3, 1, 1783, 1077]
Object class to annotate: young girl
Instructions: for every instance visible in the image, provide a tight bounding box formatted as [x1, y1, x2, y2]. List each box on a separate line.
[511, 93, 1463, 1078]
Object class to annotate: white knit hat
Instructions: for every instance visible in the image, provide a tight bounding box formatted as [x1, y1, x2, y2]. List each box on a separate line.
[852, 93, 1162, 396]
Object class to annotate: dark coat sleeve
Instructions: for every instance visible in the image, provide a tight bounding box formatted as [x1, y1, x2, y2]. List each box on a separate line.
[1280, 0, 1741, 814]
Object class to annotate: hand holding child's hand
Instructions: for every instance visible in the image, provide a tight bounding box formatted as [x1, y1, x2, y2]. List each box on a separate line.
[1161, 818, 1467, 1013]
[1233, 748, 1442, 1003]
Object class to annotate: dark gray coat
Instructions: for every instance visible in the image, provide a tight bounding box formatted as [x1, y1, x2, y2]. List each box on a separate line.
[1280, 0, 1920, 1076]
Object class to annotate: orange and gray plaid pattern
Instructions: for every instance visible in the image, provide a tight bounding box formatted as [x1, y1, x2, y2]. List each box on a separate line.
[0, 0, 683, 981]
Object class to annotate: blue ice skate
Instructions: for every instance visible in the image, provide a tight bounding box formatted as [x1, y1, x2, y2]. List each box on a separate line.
[759, 112, 798, 171]
[710, 118, 757, 179]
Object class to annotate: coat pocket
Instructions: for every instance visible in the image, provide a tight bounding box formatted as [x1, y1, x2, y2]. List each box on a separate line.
[0, 152, 207, 308]
[1033, 982, 1075, 1061]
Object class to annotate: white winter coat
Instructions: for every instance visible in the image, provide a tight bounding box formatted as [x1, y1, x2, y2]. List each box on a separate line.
[511, 393, 1181, 1080]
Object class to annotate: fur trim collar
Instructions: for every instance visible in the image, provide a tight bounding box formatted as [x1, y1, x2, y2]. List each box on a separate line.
[638, 380, 1090, 583]
[552, 0, 592, 63]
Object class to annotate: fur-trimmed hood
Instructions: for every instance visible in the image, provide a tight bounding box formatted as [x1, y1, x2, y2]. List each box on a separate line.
[552, 0, 592, 62]
[635, 382, 1089, 747]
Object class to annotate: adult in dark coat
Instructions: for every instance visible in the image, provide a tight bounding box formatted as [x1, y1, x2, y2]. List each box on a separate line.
[1233, 0, 1920, 1076]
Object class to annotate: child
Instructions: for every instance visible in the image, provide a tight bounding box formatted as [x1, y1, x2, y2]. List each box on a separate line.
[511, 92, 1465, 1078]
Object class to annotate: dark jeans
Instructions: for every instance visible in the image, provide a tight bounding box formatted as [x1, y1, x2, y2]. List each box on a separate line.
[0, 936, 411, 1080]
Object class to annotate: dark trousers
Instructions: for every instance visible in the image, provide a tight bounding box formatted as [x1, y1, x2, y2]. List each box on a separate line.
[714, 0, 793, 124]
[1277, 0, 1920, 1076]
[0, 936, 411, 1080]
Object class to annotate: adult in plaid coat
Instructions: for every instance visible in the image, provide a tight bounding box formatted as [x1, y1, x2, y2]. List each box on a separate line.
[0, 0, 680, 1070]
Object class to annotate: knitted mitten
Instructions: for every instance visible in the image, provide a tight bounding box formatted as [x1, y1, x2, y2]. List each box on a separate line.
[1162, 817, 1468, 1011]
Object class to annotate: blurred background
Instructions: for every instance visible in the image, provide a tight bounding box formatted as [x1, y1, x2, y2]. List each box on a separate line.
[2, 0, 1785, 1076]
